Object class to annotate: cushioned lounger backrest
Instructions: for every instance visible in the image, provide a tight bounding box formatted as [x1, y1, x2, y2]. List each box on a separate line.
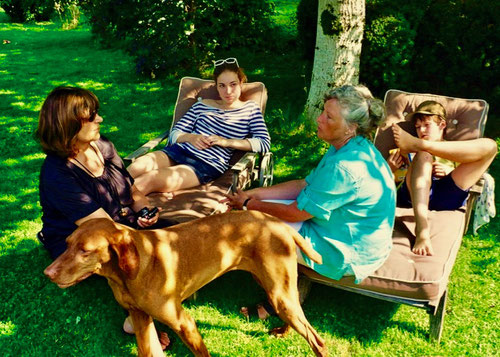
[171, 76, 268, 129]
[375, 89, 489, 159]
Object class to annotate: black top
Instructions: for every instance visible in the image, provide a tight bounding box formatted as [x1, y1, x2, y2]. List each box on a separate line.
[39, 136, 136, 257]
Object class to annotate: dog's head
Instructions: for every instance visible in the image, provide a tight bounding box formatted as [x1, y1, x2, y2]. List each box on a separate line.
[44, 218, 140, 288]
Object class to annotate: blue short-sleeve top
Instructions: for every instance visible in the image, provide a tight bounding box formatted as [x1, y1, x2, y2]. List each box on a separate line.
[297, 136, 396, 283]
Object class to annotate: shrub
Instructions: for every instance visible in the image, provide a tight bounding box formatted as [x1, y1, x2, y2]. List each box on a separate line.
[297, 0, 499, 116]
[360, 10, 416, 96]
[411, 0, 500, 108]
[1, 0, 55, 22]
[358, 0, 435, 97]
[82, 0, 276, 78]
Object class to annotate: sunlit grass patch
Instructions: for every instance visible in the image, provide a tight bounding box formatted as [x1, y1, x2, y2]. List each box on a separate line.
[0, 320, 16, 336]
[0, 2, 498, 356]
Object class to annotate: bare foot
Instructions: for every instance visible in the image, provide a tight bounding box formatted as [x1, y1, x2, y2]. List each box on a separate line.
[158, 331, 171, 350]
[123, 316, 171, 350]
[240, 304, 271, 320]
[392, 124, 421, 153]
[412, 237, 434, 256]
[123, 316, 134, 334]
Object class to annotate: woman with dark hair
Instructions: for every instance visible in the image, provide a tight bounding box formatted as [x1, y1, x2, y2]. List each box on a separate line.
[127, 57, 271, 194]
[36, 86, 163, 259]
[36, 86, 170, 348]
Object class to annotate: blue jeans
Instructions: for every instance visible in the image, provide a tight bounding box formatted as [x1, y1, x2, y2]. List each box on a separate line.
[162, 144, 222, 184]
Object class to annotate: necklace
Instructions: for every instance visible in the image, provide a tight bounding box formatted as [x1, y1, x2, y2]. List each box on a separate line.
[73, 147, 103, 178]
[72, 144, 128, 217]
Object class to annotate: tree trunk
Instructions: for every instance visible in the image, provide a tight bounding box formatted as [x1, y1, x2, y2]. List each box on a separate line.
[305, 0, 366, 121]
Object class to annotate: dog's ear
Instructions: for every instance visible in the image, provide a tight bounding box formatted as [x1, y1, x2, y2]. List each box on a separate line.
[109, 226, 140, 280]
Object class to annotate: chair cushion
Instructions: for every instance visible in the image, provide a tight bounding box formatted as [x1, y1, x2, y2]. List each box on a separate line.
[300, 207, 465, 306]
[147, 170, 232, 224]
[375, 89, 488, 159]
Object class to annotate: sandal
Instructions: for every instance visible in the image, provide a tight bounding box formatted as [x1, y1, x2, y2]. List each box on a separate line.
[240, 300, 277, 321]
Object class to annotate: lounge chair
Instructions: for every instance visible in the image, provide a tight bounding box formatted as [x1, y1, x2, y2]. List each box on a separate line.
[124, 76, 273, 224]
[298, 89, 489, 342]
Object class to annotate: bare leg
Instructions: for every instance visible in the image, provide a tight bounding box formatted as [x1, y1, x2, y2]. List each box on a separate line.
[127, 150, 175, 178]
[393, 124, 497, 255]
[392, 124, 496, 189]
[127, 150, 201, 195]
[407, 152, 434, 256]
[134, 165, 201, 195]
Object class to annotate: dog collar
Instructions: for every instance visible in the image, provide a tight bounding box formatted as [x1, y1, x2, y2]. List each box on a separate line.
[242, 198, 252, 211]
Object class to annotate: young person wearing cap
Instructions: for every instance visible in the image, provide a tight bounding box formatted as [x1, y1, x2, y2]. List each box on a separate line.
[389, 101, 497, 256]
[127, 57, 271, 194]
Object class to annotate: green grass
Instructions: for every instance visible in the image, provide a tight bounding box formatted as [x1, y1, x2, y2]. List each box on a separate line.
[1, 3, 499, 356]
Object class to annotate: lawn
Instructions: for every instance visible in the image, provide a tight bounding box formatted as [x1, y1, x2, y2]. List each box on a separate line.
[0, 4, 499, 357]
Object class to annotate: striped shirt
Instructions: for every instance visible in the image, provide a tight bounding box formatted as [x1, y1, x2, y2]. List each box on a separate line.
[168, 100, 271, 174]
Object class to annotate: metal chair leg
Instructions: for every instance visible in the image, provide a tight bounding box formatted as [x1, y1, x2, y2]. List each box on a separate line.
[429, 290, 447, 343]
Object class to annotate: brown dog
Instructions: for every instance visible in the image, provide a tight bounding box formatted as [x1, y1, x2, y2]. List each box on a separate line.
[44, 210, 327, 356]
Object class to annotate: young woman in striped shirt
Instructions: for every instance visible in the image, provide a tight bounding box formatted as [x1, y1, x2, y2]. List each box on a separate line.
[127, 57, 271, 195]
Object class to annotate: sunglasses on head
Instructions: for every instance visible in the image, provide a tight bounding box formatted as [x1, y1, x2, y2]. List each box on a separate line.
[214, 57, 239, 68]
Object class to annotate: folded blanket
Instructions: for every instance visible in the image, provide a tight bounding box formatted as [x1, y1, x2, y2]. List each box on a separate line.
[473, 172, 496, 234]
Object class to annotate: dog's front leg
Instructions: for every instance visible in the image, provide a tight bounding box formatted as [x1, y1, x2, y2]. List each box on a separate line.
[129, 309, 163, 357]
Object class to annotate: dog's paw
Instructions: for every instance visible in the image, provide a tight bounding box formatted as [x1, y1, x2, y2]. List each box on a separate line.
[269, 325, 291, 338]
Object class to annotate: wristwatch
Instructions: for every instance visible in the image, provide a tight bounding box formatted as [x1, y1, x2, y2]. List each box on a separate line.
[242, 198, 252, 211]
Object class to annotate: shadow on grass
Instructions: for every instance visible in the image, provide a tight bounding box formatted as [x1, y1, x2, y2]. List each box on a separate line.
[183, 270, 408, 345]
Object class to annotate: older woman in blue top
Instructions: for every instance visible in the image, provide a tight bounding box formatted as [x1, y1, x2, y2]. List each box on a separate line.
[224, 84, 396, 319]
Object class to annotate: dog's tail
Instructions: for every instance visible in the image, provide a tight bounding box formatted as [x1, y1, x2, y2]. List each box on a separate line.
[290, 229, 322, 265]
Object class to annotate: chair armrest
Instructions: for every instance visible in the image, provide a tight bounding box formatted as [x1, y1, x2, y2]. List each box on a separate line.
[123, 129, 170, 162]
[463, 176, 485, 234]
[468, 177, 484, 197]
[230, 152, 258, 193]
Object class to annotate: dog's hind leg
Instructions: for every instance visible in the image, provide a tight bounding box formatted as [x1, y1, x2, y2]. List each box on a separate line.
[157, 304, 210, 357]
[129, 310, 164, 357]
[269, 294, 328, 357]
[258, 265, 327, 357]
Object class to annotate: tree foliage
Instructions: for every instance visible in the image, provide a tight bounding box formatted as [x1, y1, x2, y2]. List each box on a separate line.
[297, 0, 499, 113]
[0, 0, 55, 22]
[82, 0, 276, 77]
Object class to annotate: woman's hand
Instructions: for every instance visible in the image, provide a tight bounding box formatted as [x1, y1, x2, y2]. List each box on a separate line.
[136, 207, 162, 228]
[432, 162, 452, 178]
[206, 135, 228, 148]
[222, 189, 252, 210]
[189, 134, 213, 150]
[387, 148, 405, 173]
